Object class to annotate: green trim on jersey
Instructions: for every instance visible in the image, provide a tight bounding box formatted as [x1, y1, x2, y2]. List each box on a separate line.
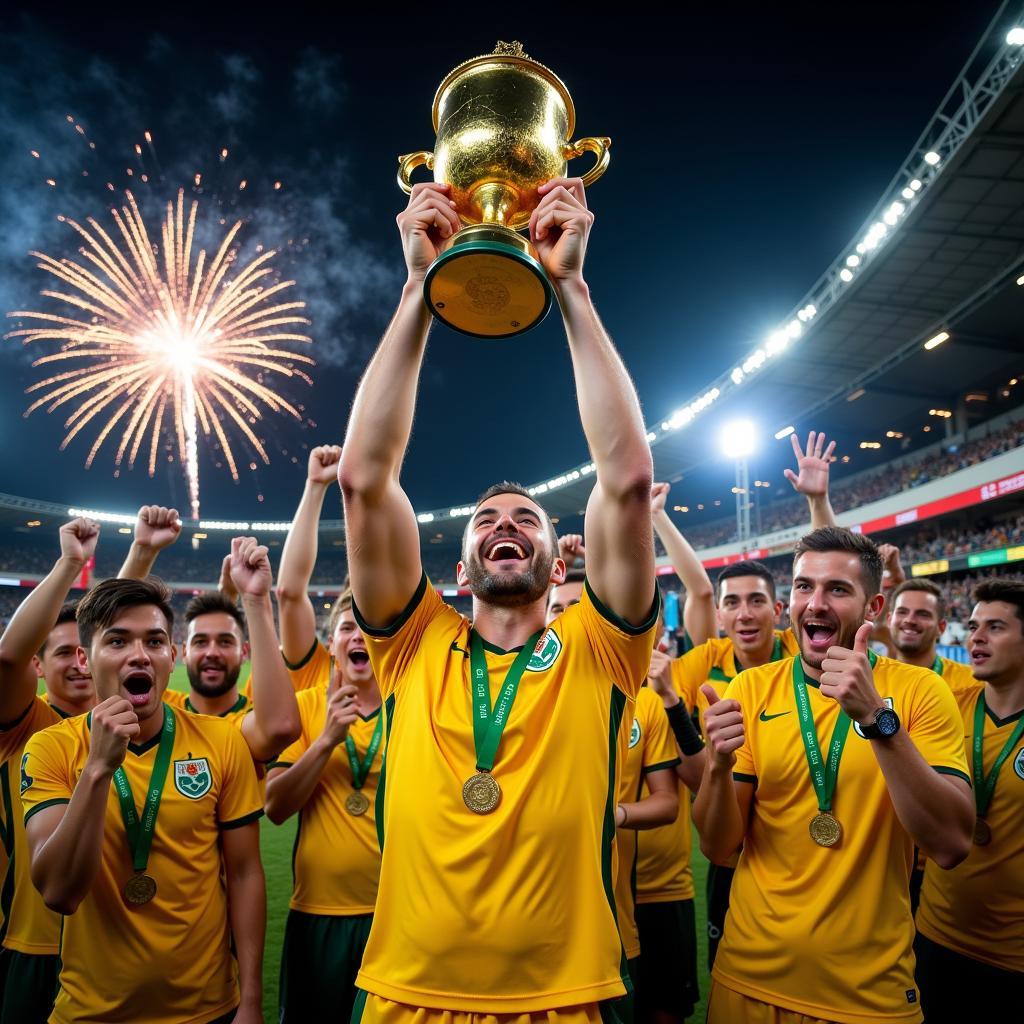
[283, 637, 320, 672]
[184, 693, 249, 718]
[23, 797, 70, 825]
[585, 579, 661, 637]
[353, 574, 428, 639]
[932, 765, 972, 786]
[375, 694, 396, 852]
[602, 685, 631, 993]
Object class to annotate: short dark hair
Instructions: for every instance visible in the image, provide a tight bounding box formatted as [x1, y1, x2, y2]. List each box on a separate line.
[76, 578, 175, 649]
[38, 601, 80, 658]
[891, 579, 946, 619]
[793, 527, 883, 596]
[184, 592, 246, 635]
[973, 577, 1024, 629]
[463, 481, 558, 558]
[716, 561, 776, 602]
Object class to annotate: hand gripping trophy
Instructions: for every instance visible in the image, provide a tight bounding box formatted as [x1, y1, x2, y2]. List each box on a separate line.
[398, 41, 611, 338]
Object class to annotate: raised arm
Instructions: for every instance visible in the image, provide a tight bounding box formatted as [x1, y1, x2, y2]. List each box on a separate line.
[277, 445, 342, 663]
[530, 178, 654, 626]
[0, 518, 99, 722]
[651, 483, 715, 645]
[230, 537, 301, 761]
[338, 184, 460, 628]
[784, 431, 837, 529]
[118, 506, 181, 580]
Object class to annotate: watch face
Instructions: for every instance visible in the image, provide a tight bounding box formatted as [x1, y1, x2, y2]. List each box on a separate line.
[876, 708, 900, 737]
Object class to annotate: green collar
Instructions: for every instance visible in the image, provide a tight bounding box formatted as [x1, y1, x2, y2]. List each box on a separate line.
[184, 692, 249, 717]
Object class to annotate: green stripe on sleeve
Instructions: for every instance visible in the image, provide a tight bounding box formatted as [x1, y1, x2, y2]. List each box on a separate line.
[584, 579, 661, 636]
[23, 798, 70, 825]
[219, 808, 264, 830]
[933, 766, 972, 786]
[643, 758, 681, 774]
[353, 573, 428, 638]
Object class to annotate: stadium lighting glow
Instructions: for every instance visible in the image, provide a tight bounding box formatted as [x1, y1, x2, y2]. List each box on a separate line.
[765, 331, 788, 356]
[731, 367, 744, 384]
[910, 179, 922, 191]
[929, 409, 953, 418]
[774, 425, 795, 440]
[924, 151, 941, 166]
[885, 431, 904, 439]
[839, 268, 854, 282]
[1007, 26, 1024, 45]
[416, 513, 435, 524]
[198, 520, 250, 531]
[901, 187, 915, 200]
[785, 319, 802, 339]
[923, 331, 950, 351]
[249, 522, 292, 532]
[847, 388, 866, 402]
[846, 254, 861, 267]
[1016, 274, 1024, 286]
[720, 420, 757, 460]
[118, 527, 132, 535]
[859, 441, 882, 449]
[68, 508, 137, 526]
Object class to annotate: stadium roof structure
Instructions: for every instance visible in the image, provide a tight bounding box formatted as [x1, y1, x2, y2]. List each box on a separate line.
[2, 7, 1024, 547]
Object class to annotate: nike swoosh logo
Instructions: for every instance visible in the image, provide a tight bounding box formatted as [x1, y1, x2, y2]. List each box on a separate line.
[759, 710, 791, 722]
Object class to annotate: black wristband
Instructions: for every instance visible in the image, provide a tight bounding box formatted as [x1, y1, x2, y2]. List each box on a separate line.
[666, 701, 704, 756]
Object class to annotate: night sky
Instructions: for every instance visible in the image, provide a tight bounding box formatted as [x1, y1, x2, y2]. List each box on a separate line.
[0, 6, 1003, 523]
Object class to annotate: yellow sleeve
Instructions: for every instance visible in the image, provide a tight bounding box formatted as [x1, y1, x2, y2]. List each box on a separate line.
[671, 645, 713, 710]
[20, 726, 73, 824]
[723, 673, 756, 782]
[216, 725, 266, 829]
[903, 668, 971, 784]
[163, 690, 188, 710]
[574, 579, 660, 699]
[639, 689, 679, 772]
[269, 692, 316, 770]
[282, 641, 331, 692]
[352, 574, 451, 699]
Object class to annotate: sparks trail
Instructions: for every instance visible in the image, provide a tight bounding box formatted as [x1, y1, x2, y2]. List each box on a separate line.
[5, 188, 313, 519]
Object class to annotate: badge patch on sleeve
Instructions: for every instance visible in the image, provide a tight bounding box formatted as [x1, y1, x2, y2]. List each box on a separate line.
[1014, 747, 1024, 782]
[629, 718, 642, 748]
[526, 629, 562, 672]
[20, 753, 33, 794]
[174, 758, 212, 798]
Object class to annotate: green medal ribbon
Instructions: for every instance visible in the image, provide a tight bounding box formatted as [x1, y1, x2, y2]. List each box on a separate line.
[972, 694, 1024, 819]
[345, 712, 384, 791]
[110, 703, 176, 873]
[469, 630, 541, 773]
[792, 659, 851, 815]
[932, 655, 944, 677]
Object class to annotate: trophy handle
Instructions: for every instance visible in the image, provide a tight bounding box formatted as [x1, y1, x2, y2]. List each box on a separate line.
[397, 151, 435, 194]
[563, 137, 611, 186]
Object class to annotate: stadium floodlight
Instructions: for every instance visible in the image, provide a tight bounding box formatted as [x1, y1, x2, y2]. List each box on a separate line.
[1016, 273, 1024, 286]
[847, 388, 866, 402]
[417, 513, 435, 523]
[910, 179, 922, 191]
[846, 254, 861, 267]
[720, 420, 757, 460]
[775, 425, 795, 440]
[923, 331, 950, 351]
[839, 268, 854, 282]
[199, 520, 251, 531]
[731, 367, 745, 385]
[249, 522, 292, 532]
[924, 151, 941, 166]
[68, 508, 137, 526]
[1007, 26, 1024, 45]
[901, 187, 915, 200]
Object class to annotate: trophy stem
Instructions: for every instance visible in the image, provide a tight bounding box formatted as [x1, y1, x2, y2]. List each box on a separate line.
[471, 183, 520, 227]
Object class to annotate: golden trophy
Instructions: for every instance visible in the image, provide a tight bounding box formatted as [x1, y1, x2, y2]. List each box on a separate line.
[398, 41, 610, 338]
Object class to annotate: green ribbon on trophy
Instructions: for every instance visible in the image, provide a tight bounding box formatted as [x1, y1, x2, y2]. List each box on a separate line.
[343, 714, 384, 817]
[463, 630, 541, 814]
[108, 703, 176, 906]
[792, 659, 851, 848]
[970, 694, 1024, 846]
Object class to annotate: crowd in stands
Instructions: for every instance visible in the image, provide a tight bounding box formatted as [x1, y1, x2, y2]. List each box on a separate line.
[898, 513, 1024, 564]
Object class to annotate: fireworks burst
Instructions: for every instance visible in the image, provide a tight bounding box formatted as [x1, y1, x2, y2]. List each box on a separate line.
[6, 189, 313, 519]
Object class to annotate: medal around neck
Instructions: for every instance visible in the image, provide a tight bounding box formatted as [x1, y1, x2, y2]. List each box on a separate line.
[809, 812, 842, 847]
[345, 791, 370, 816]
[973, 818, 992, 846]
[123, 872, 158, 905]
[398, 41, 610, 339]
[463, 771, 501, 814]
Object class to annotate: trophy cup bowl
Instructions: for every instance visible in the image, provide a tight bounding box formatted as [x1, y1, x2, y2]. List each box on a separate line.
[398, 41, 610, 339]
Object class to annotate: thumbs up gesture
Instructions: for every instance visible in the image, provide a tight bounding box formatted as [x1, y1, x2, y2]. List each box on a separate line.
[699, 684, 745, 769]
[820, 623, 882, 727]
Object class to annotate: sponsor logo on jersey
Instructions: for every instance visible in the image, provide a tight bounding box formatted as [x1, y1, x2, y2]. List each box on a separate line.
[527, 629, 562, 672]
[174, 758, 212, 799]
[854, 696, 893, 738]
[629, 718, 642, 748]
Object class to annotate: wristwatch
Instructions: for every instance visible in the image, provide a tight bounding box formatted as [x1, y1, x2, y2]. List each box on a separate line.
[859, 706, 900, 740]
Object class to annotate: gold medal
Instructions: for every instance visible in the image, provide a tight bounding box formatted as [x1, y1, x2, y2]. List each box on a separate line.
[462, 772, 501, 814]
[345, 791, 370, 816]
[123, 872, 157, 906]
[973, 818, 992, 846]
[809, 812, 842, 847]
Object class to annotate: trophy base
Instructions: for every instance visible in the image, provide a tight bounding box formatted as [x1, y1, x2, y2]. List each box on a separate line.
[424, 226, 553, 338]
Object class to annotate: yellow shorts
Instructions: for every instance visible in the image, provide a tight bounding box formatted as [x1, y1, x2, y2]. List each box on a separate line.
[352, 992, 625, 1024]
[706, 982, 839, 1024]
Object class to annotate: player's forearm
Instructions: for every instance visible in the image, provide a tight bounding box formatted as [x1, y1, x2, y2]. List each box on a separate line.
[0, 555, 82, 671]
[339, 283, 431, 495]
[264, 739, 335, 823]
[118, 542, 158, 580]
[241, 594, 300, 761]
[278, 480, 328, 600]
[619, 788, 678, 830]
[559, 280, 652, 497]
[30, 764, 111, 914]
[674, 747, 707, 794]
[871, 731, 973, 868]
[807, 494, 837, 530]
[227, 857, 266, 1013]
[693, 762, 745, 864]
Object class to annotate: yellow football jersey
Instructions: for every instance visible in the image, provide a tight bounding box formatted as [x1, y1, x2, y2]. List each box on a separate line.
[271, 686, 383, 914]
[934, 655, 978, 694]
[283, 638, 333, 691]
[21, 708, 263, 1024]
[352, 574, 658, 1012]
[917, 686, 1024, 972]
[712, 655, 969, 1023]
[636, 773, 695, 903]
[162, 687, 252, 723]
[614, 687, 679, 959]
[0, 696, 63, 955]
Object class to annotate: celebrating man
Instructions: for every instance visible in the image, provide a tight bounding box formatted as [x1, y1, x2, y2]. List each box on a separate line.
[22, 572, 266, 1024]
[339, 176, 658, 1021]
[695, 526, 972, 1024]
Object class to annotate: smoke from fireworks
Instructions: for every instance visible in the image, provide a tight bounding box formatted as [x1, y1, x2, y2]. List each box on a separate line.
[6, 189, 313, 519]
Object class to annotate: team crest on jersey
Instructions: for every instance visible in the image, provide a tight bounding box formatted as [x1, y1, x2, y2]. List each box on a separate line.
[854, 697, 893, 739]
[174, 758, 212, 799]
[526, 629, 562, 672]
[1014, 748, 1024, 782]
[20, 753, 33, 794]
[629, 718, 642, 748]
